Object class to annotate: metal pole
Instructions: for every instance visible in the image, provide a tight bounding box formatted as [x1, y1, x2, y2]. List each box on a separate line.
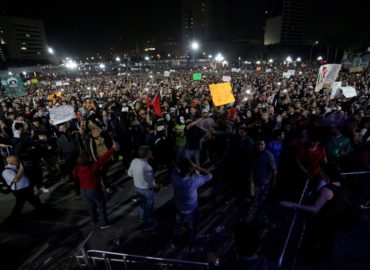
[278, 177, 311, 268]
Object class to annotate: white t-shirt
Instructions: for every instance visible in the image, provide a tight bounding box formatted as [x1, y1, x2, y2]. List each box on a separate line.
[128, 158, 155, 189]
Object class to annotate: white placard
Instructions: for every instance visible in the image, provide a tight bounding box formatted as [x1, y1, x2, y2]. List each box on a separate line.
[49, 105, 75, 125]
[164, 71, 170, 77]
[222, 76, 231, 82]
[341, 86, 357, 98]
[330, 82, 342, 100]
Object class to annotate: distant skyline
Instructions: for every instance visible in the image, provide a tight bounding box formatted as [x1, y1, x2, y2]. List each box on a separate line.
[1, 0, 369, 57]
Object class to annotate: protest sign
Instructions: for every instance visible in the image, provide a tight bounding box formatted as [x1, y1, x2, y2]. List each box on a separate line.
[49, 105, 75, 125]
[209, 82, 235, 106]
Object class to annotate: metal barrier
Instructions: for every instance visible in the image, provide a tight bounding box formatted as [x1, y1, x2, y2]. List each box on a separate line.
[74, 232, 209, 269]
[278, 177, 311, 268]
[278, 171, 370, 269]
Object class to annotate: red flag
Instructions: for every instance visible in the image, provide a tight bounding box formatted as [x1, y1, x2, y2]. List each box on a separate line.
[151, 92, 163, 117]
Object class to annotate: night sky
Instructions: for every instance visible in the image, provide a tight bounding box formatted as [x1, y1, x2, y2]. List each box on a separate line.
[1, 0, 369, 57]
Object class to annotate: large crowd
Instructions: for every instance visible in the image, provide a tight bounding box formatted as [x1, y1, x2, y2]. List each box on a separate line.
[1, 62, 370, 268]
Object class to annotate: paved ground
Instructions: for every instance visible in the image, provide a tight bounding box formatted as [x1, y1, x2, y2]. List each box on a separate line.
[1, 161, 370, 270]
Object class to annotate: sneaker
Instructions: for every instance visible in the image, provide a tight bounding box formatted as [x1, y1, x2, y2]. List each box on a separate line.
[40, 187, 50, 193]
[100, 224, 111, 229]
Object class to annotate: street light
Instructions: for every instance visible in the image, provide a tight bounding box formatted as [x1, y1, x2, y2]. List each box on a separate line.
[208, 54, 213, 59]
[215, 53, 224, 62]
[317, 56, 323, 61]
[115, 57, 121, 62]
[309, 41, 319, 63]
[191, 41, 199, 51]
[268, 59, 274, 63]
[256, 60, 261, 65]
[296, 57, 302, 62]
[286, 56, 293, 62]
[144, 56, 150, 61]
[47, 47, 54, 54]
[99, 63, 105, 69]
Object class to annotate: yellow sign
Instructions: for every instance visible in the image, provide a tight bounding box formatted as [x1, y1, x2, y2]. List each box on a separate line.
[209, 82, 235, 106]
[31, 79, 38, 84]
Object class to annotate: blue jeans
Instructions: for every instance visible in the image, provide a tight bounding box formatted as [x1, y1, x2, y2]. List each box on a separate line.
[135, 187, 155, 227]
[173, 209, 197, 247]
[80, 188, 108, 226]
[185, 149, 200, 165]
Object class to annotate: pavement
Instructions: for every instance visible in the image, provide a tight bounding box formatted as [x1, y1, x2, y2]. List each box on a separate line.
[1, 161, 370, 270]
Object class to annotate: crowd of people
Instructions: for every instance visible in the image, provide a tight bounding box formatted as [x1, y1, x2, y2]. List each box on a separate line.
[1, 61, 370, 267]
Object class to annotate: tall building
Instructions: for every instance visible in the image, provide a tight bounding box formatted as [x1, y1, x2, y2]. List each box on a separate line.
[0, 16, 50, 64]
[181, 0, 226, 51]
[264, 0, 309, 46]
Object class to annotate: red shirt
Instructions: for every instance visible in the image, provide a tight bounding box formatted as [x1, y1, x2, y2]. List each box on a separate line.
[296, 145, 326, 176]
[73, 148, 115, 190]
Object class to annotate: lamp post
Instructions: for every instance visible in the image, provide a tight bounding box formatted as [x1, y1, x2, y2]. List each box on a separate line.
[309, 41, 319, 64]
[190, 41, 199, 63]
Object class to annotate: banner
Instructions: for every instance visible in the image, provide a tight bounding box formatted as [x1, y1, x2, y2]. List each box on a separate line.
[330, 82, 342, 100]
[209, 82, 235, 106]
[287, 70, 295, 76]
[315, 64, 341, 92]
[0, 75, 26, 97]
[341, 86, 357, 98]
[193, 73, 202, 80]
[49, 105, 75, 125]
[222, 76, 231, 82]
[283, 72, 291, 79]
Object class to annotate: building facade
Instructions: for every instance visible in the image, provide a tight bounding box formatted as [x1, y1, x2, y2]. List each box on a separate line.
[264, 0, 309, 46]
[0, 16, 50, 64]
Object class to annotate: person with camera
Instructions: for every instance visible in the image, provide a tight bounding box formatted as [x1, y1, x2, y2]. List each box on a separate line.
[2, 155, 43, 223]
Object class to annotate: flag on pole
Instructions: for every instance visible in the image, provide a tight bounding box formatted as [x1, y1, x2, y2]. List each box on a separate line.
[151, 92, 163, 117]
[315, 64, 341, 92]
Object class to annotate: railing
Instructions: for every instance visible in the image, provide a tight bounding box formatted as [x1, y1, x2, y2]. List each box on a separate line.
[278, 177, 311, 269]
[74, 232, 209, 270]
[278, 170, 370, 270]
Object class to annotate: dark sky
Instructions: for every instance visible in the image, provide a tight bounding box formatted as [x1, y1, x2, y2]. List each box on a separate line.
[1, 0, 368, 57]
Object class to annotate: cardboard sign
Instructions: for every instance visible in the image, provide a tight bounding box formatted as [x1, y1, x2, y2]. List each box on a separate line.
[193, 73, 202, 80]
[209, 82, 236, 106]
[49, 105, 75, 125]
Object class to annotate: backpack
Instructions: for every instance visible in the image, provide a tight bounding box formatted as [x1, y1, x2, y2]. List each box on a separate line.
[326, 184, 361, 230]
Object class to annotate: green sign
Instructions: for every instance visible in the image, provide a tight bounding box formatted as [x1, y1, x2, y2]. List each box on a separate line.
[0, 75, 25, 97]
[193, 73, 202, 81]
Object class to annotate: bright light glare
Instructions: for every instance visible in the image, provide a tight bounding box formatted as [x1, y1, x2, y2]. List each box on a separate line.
[296, 57, 302, 62]
[65, 60, 77, 69]
[48, 47, 54, 54]
[256, 61, 261, 65]
[208, 54, 213, 59]
[215, 53, 224, 62]
[99, 63, 105, 69]
[191, 41, 199, 50]
[317, 56, 323, 61]
[286, 56, 293, 62]
[268, 59, 273, 63]
[145, 56, 150, 61]
[115, 57, 120, 62]
[8, 72, 13, 76]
